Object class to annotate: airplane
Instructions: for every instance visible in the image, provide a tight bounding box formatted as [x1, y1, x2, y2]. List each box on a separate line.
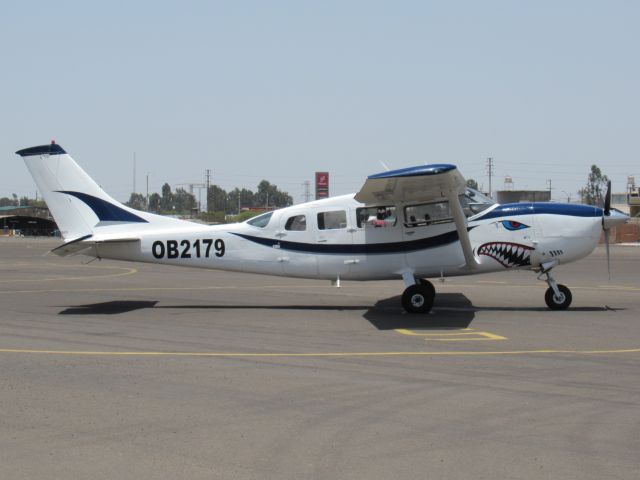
[16, 141, 629, 314]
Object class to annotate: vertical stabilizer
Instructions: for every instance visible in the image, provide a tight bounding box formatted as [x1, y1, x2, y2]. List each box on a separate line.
[16, 142, 149, 241]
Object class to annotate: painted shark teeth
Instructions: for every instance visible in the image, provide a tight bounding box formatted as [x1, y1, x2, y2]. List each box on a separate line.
[477, 242, 534, 268]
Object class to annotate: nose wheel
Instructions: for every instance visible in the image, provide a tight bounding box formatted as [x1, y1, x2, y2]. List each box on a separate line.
[401, 278, 436, 314]
[544, 284, 572, 310]
[538, 269, 572, 310]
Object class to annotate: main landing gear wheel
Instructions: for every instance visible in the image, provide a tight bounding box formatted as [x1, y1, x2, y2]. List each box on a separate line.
[544, 284, 572, 310]
[402, 280, 435, 314]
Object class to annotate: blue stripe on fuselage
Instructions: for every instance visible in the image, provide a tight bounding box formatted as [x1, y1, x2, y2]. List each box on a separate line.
[232, 229, 460, 255]
[474, 203, 601, 221]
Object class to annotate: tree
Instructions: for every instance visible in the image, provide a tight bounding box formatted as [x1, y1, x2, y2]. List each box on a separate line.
[254, 180, 292, 209]
[160, 183, 173, 212]
[148, 193, 161, 212]
[579, 165, 609, 206]
[0, 194, 19, 207]
[125, 193, 147, 210]
[466, 178, 479, 190]
[207, 185, 228, 213]
[173, 188, 197, 213]
[18, 196, 47, 208]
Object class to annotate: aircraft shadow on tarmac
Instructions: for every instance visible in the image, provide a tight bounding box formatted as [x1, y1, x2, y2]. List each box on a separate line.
[56, 294, 476, 330]
[364, 293, 474, 330]
[57, 295, 623, 331]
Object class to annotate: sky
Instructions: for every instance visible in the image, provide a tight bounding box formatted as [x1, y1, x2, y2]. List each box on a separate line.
[1, 0, 638, 205]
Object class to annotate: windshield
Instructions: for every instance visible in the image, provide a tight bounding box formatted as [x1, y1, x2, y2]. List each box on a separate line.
[246, 212, 273, 228]
[460, 188, 495, 217]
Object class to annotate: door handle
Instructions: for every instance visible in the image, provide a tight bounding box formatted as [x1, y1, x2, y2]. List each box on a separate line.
[317, 239, 327, 243]
[405, 231, 415, 235]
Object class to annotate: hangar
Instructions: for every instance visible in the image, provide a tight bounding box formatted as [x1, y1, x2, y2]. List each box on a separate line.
[0, 205, 58, 236]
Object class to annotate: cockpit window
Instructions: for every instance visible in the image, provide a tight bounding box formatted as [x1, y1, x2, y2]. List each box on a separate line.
[317, 211, 347, 230]
[460, 188, 495, 217]
[247, 212, 273, 228]
[356, 206, 397, 228]
[285, 215, 306, 231]
[404, 201, 453, 227]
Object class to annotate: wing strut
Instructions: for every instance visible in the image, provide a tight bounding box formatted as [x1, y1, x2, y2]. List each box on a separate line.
[446, 189, 478, 270]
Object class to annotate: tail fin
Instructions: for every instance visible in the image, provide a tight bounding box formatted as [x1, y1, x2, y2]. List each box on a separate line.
[16, 142, 155, 241]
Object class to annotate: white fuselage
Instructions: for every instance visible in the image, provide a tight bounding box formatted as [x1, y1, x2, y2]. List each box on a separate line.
[91, 195, 606, 282]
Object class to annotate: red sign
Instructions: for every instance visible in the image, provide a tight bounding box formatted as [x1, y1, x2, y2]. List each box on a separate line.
[315, 172, 329, 199]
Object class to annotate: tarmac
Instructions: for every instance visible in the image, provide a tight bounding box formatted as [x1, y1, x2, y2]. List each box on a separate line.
[1, 236, 639, 479]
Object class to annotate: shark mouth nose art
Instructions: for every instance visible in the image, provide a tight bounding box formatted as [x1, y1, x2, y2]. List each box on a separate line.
[477, 242, 534, 268]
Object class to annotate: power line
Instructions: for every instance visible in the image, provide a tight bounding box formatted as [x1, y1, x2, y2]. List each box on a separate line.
[132, 152, 136, 195]
[205, 169, 211, 212]
[302, 180, 311, 203]
[486, 157, 494, 198]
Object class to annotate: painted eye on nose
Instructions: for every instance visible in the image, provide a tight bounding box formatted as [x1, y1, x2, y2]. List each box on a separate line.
[501, 220, 529, 231]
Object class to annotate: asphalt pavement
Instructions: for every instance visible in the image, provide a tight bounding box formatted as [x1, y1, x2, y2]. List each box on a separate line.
[1, 237, 639, 479]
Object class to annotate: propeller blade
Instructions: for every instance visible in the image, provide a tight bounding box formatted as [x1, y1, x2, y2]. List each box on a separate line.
[604, 180, 611, 216]
[604, 228, 611, 280]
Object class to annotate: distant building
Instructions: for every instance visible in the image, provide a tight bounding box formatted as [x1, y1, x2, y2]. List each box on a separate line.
[0, 205, 58, 236]
[611, 193, 631, 216]
[496, 190, 551, 204]
[628, 187, 640, 218]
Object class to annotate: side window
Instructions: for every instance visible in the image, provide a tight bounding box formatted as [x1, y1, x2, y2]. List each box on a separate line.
[285, 215, 306, 231]
[317, 211, 347, 230]
[404, 202, 453, 227]
[247, 212, 273, 228]
[356, 206, 397, 228]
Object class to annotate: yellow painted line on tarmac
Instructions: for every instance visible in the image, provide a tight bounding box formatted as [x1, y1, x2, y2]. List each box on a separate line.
[395, 329, 507, 341]
[0, 347, 638, 357]
[395, 328, 474, 335]
[477, 281, 507, 284]
[0, 265, 138, 283]
[597, 285, 640, 291]
[437, 283, 640, 292]
[433, 332, 507, 341]
[0, 284, 330, 295]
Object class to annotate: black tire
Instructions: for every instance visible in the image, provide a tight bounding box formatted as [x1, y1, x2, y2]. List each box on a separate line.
[402, 283, 435, 314]
[545, 284, 572, 310]
[417, 278, 436, 299]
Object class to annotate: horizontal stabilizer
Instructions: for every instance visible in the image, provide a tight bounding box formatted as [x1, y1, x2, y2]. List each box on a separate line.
[50, 235, 140, 257]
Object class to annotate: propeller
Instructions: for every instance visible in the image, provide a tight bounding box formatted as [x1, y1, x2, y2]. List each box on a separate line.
[602, 180, 612, 279]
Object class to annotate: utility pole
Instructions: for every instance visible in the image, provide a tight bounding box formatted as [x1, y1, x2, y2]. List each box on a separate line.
[146, 173, 150, 210]
[133, 152, 137, 194]
[547, 179, 553, 197]
[486, 157, 494, 198]
[193, 185, 206, 213]
[205, 169, 212, 212]
[302, 180, 311, 203]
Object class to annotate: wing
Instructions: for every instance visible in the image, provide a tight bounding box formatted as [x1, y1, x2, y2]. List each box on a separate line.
[355, 164, 478, 270]
[354, 164, 467, 205]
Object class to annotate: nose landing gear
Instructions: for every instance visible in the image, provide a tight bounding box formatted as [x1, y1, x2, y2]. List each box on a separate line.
[538, 267, 572, 310]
